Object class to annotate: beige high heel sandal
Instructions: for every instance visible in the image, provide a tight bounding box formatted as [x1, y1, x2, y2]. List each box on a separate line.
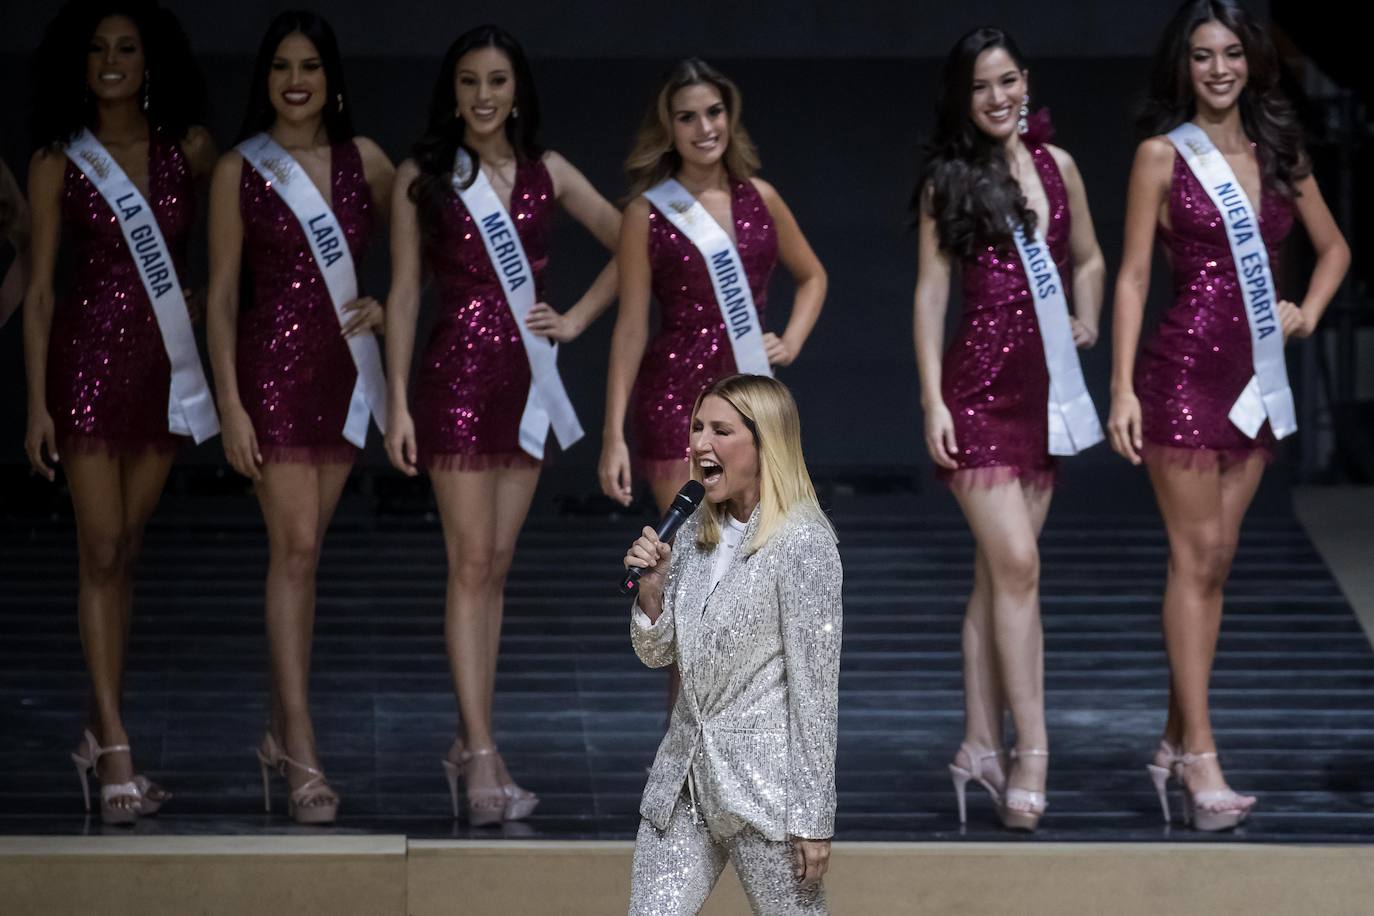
[256, 733, 339, 825]
[948, 742, 1005, 825]
[71, 729, 146, 826]
[998, 748, 1048, 832]
[1174, 751, 1255, 832]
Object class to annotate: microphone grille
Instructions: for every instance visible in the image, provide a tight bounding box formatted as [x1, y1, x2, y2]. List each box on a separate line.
[679, 480, 706, 507]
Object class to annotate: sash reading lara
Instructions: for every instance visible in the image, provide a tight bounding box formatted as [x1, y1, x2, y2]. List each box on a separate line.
[642, 179, 771, 377]
[1166, 122, 1296, 440]
[451, 149, 583, 458]
[237, 133, 387, 447]
[65, 129, 219, 443]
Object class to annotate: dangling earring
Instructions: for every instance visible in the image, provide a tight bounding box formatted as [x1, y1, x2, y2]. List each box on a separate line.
[336, 92, 344, 114]
[141, 70, 150, 112]
[1017, 94, 1029, 135]
[511, 105, 519, 119]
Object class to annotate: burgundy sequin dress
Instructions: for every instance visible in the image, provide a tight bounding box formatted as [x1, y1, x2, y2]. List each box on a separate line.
[412, 158, 555, 470]
[939, 137, 1070, 491]
[236, 140, 373, 465]
[630, 178, 778, 480]
[47, 130, 192, 455]
[1135, 150, 1293, 469]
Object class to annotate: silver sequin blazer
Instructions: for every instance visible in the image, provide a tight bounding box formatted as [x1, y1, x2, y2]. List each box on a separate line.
[631, 506, 842, 842]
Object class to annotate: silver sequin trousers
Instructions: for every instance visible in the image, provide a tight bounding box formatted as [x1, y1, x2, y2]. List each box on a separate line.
[628, 797, 829, 915]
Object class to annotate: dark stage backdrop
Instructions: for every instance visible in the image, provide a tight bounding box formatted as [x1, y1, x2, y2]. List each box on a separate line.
[0, 1, 1284, 476]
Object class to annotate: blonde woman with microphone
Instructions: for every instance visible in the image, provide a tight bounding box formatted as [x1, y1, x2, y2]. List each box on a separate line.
[622, 374, 841, 916]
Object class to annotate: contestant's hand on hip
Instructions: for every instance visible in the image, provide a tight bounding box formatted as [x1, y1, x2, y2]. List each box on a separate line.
[763, 332, 794, 367]
[791, 837, 831, 888]
[341, 296, 384, 338]
[525, 302, 582, 343]
[1278, 300, 1312, 340]
[1070, 316, 1098, 349]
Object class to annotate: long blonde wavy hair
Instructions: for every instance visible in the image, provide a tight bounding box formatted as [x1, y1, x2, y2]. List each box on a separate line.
[624, 58, 761, 201]
[691, 374, 835, 554]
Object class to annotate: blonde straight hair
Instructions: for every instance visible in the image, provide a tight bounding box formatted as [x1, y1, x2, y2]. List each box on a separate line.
[692, 374, 835, 554]
[624, 58, 761, 202]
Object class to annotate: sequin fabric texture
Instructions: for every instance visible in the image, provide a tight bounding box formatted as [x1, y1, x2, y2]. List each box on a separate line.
[939, 138, 1070, 491]
[47, 130, 191, 455]
[629, 793, 828, 915]
[631, 178, 778, 480]
[236, 140, 373, 464]
[630, 508, 841, 845]
[1135, 151, 1293, 468]
[412, 158, 555, 470]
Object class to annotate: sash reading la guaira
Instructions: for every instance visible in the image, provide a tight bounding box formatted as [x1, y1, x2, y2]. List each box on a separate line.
[64, 129, 219, 443]
[1009, 220, 1103, 455]
[236, 133, 387, 447]
[451, 148, 583, 459]
[642, 179, 771, 377]
[1166, 121, 1296, 440]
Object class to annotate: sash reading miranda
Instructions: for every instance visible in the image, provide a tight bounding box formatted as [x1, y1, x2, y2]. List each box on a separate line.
[451, 149, 583, 458]
[236, 133, 386, 447]
[642, 179, 771, 376]
[1009, 221, 1103, 455]
[65, 129, 219, 443]
[1167, 122, 1296, 440]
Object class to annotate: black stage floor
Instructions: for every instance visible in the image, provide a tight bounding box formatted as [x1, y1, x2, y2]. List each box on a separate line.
[2, 468, 1372, 842]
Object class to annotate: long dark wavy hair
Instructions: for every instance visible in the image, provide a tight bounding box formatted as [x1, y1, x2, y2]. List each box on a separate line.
[915, 27, 1036, 259]
[27, 0, 206, 151]
[234, 10, 355, 145]
[1138, 0, 1308, 196]
[408, 25, 544, 238]
[623, 58, 760, 201]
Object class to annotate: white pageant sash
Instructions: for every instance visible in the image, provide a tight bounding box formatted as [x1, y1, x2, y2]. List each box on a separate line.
[451, 150, 583, 458]
[1010, 223, 1103, 456]
[65, 129, 219, 443]
[642, 179, 771, 377]
[1167, 122, 1295, 440]
[236, 133, 386, 447]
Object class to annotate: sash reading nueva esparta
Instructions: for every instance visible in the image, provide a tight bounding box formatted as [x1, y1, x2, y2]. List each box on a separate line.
[451, 149, 583, 459]
[236, 133, 386, 447]
[1010, 222, 1104, 455]
[65, 129, 219, 443]
[1167, 122, 1296, 440]
[642, 179, 771, 377]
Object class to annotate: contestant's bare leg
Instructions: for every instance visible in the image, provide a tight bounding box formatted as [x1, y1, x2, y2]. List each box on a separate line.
[953, 479, 1050, 800]
[257, 460, 351, 807]
[1149, 453, 1264, 797]
[432, 468, 506, 799]
[483, 464, 541, 787]
[68, 448, 175, 810]
[959, 483, 1051, 760]
[961, 550, 1004, 751]
[650, 467, 691, 716]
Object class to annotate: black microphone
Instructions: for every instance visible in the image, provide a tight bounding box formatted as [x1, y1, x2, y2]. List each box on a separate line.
[619, 480, 706, 596]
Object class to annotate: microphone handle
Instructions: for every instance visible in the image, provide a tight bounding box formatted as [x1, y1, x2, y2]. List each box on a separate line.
[620, 505, 690, 596]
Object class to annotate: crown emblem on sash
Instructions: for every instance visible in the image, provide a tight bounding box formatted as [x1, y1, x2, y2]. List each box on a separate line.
[669, 199, 701, 225]
[260, 156, 294, 185]
[452, 149, 475, 186]
[1183, 137, 1210, 159]
[77, 149, 110, 180]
